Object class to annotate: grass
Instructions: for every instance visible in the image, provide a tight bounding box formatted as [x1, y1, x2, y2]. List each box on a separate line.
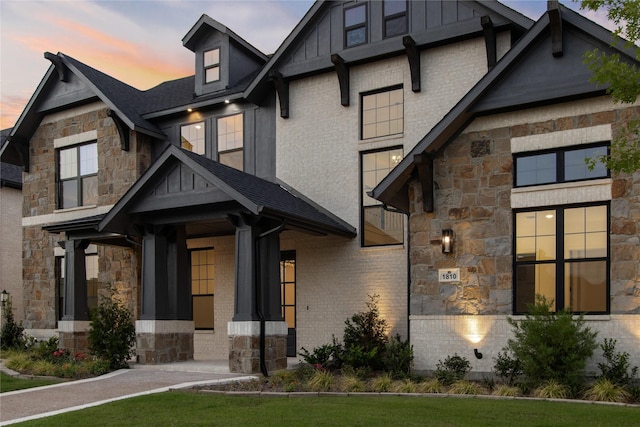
[10, 391, 640, 427]
[0, 372, 62, 393]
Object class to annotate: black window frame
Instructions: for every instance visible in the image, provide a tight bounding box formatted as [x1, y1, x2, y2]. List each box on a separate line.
[513, 142, 610, 188]
[56, 141, 98, 209]
[360, 85, 404, 140]
[203, 47, 220, 84]
[180, 121, 206, 155]
[344, 3, 368, 48]
[383, 0, 408, 38]
[190, 248, 215, 331]
[512, 202, 610, 315]
[360, 146, 405, 247]
[217, 112, 244, 171]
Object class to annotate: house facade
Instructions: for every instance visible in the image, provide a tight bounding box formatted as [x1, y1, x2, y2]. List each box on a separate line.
[1, 1, 638, 374]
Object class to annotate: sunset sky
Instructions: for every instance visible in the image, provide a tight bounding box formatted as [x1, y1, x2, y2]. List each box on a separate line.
[0, 1, 615, 130]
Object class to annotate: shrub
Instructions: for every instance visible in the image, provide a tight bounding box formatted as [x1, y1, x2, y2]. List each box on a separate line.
[35, 337, 60, 363]
[584, 378, 631, 403]
[434, 354, 471, 386]
[342, 294, 388, 370]
[1, 299, 25, 350]
[597, 338, 638, 386]
[448, 380, 483, 395]
[369, 372, 393, 392]
[339, 374, 365, 392]
[417, 378, 443, 394]
[533, 379, 570, 399]
[307, 370, 334, 392]
[382, 334, 413, 378]
[88, 285, 135, 369]
[391, 378, 418, 393]
[298, 337, 342, 370]
[493, 384, 520, 397]
[505, 295, 598, 388]
[493, 350, 522, 385]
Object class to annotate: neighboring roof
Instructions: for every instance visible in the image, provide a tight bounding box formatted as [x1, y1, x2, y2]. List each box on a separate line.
[99, 145, 356, 238]
[0, 128, 21, 189]
[371, 3, 639, 211]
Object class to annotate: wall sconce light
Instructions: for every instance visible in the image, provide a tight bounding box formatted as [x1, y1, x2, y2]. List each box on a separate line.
[474, 348, 483, 359]
[442, 229, 454, 254]
[1, 290, 8, 307]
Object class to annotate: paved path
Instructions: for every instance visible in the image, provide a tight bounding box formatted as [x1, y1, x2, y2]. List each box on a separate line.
[0, 361, 252, 425]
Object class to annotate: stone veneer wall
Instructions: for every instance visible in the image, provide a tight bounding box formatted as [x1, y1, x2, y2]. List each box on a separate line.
[22, 104, 152, 329]
[408, 99, 640, 372]
[228, 322, 287, 374]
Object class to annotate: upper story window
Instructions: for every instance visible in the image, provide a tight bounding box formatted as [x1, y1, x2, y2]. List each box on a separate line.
[345, 3, 367, 48]
[218, 113, 243, 171]
[362, 87, 404, 140]
[181, 122, 205, 155]
[514, 143, 608, 187]
[204, 48, 220, 83]
[514, 204, 609, 314]
[383, 0, 407, 38]
[361, 148, 404, 247]
[58, 142, 98, 209]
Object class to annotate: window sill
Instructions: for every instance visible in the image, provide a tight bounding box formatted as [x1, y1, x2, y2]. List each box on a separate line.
[54, 205, 98, 214]
[360, 244, 406, 252]
[512, 178, 612, 194]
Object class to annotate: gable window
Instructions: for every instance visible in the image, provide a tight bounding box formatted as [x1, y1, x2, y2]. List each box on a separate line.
[217, 113, 243, 171]
[362, 87, 404, 140]
[191, 249, 215, 330]
[181, 122, 205, 155]
[58, 142, 98, 209]
[361, 148, 404, 246]
[514, 143, 608, 187]
[345, 3, 367, 47]
[383, 0, 407, 38]
[204, 48, 220, 83]
[514, 204, 609, 314]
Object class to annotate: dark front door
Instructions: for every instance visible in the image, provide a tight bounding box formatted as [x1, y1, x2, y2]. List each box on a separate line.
[280, 251, 296, 357]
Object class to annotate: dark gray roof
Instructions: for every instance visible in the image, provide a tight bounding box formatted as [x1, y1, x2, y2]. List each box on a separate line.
[1, 128, 21, 188]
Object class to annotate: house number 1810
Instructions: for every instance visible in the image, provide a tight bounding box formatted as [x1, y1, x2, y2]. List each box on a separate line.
[438, 268, 460, 282]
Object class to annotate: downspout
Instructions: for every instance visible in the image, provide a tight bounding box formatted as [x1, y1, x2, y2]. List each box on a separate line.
[382, 203, 411, 346]
[255, 218, 287, 377]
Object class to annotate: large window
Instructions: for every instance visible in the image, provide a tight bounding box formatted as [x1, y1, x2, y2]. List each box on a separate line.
[58, 142, 98, 209]
[514, 143, 608, 187]
[56, 245, 100, 320]
[344, 3, 367, 47]
[204, 48, 220, 83]
[191, 249, 215, 330]
[181, 122, 205, 155]
[218, 113, 243, 171]
[361, 148, 404, 246]
[514, 204, 609, 314]
[362, 87, 404, 140]
[383, 0, 407, 37]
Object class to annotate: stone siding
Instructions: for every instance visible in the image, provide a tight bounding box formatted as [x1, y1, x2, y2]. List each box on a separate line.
[228, 335, 287, 374]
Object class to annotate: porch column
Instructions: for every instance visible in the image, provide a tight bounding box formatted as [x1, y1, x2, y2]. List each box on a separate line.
[57, 239, 91, 355]
[137, 225, 193, 364]
[227, 214, 287, 374]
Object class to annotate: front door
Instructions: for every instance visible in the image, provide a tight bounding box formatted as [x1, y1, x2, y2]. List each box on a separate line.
[280, 251, 296, 357]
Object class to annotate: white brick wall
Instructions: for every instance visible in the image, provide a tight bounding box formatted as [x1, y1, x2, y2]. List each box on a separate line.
[411, 314, 640, 375]
[0, 186, 23, 322]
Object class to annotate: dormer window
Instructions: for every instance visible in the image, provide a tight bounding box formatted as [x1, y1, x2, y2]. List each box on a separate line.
[204, 48, 220, 83]
[344, 4, 367, 48]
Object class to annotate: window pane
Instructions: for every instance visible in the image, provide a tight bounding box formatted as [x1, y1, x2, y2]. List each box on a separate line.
[364, 206, 403, 246]
[193, 295, 214, 329]
[61, 180, 78, 209]
[205, 66, 220, 83]
[219, 150, 243, 171]
[384, 0, 406, 16]
[181, 122, 205, 155]
[564, 261, 606, 312]
[82, 175, 98, 206]
[361, 88, 403, 139]
[565, 146, 607, 181]
[346, 27, 366, 47]
[345, 4, 366, 26]
[79, 143, 98, 175]
[59, 148, 78, 179]
[385, 16, 407, 37]
[564, 206, 607, 259]
[515, 211, 555, 260]
[284, 306, 295, 328]
[515, 264, 556, 313]
[204, 49, 219, 67]
[516, 153, 556, 186]
[218, 114, 243, 151]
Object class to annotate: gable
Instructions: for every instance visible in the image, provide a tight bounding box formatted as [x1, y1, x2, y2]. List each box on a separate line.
[37, 71, 96, 113]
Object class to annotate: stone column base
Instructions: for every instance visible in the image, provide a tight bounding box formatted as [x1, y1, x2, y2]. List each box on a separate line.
[228, 321, 287, 374]
[136, 320, 194, 364]
[58, 321, 91, 355]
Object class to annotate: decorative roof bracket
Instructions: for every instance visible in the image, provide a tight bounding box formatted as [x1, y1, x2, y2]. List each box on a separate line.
[44, 52, 69, 82]
[414, 153, 434, 213]
[481, 16, 497, 70]
[403, 36, 421, 92]
[331, 54, 350, 106]
[106, 109, 130, 151]
[548, 1, 563, 57]
[268, 71, 289, 118]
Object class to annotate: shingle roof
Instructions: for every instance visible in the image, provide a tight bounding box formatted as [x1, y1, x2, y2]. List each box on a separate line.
[1, 128, 21, 188]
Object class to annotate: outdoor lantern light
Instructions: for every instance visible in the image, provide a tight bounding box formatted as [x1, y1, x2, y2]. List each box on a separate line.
[442, 229, 454, 254]
[474, 348, 483, 359]
[1, 290, 8, 307]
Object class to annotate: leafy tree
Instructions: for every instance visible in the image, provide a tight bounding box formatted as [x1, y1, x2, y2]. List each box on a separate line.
[1, 299, 25, 350]
[577, 0, 640, 172]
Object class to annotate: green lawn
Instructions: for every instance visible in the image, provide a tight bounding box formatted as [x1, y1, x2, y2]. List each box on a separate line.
[12, 391, 640, 426]
[0, 372, 62, 393]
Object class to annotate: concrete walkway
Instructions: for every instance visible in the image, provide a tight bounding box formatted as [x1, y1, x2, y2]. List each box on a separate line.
[0, 360, 254, 426]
